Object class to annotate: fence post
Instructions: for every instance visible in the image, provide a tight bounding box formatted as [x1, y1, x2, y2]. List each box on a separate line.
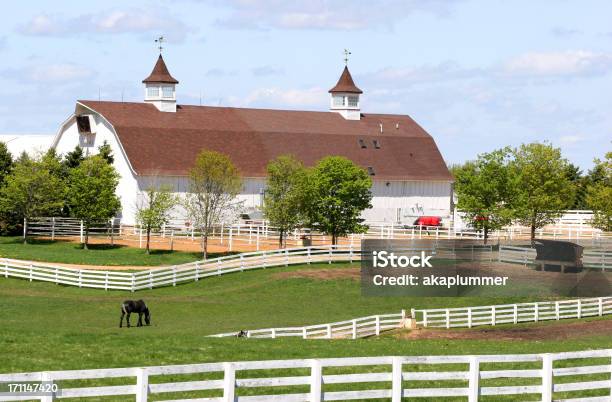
[195, 262, 200, 281]
[514, 304, 518, 324]
[29, 264, 33, 282]
[172, 266, 177, 286]
[51, 217, 55, 241]
[391, 356, 402, 402]
[79, 220, 84, 244]
[40, 372, 54, 402]
[240, 255, 244, 272]
[534, 303, 539, 322]
[598, 297, 603, 316]
[310, 359, 322, 402]
[352, 319, 357, 339]
[467, 308, 472, 328]
[285, 249, 289, 267]
[303, 327, 307, 339]
[149, 271, 153, 289]
[326, 324, 332, 339]
[307, 248, 311, 264]
[23, 217, 27, 241]
[136, 368, 149, 402]
[229, 227, 233, 251]
[271, 328, 276, 339]
[555, 301, 560, 320]
[105, 272, 108, 291]
[445, 309, 450, 329]
[223, 363, 236, 402]
[468, 356, 479, 402]
[375, 315, 381, 336]
[541, 354, 553, 402]
[577, 299, 582, 319]
[423, 311, 428, 327]
[491, 305, 496, 326]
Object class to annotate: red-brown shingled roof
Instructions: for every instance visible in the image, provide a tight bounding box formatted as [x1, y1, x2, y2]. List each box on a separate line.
[77, 100, 452, 181]
[142, 55, 179, 84]
[328, 66, 362, 94]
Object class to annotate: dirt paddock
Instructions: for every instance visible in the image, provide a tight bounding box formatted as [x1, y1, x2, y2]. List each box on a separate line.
[396, 318, 612, 341]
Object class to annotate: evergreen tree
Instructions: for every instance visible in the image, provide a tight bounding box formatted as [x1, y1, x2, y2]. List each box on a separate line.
[98, 141, 114, 164]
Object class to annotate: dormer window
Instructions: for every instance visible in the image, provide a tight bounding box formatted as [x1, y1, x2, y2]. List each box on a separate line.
[147, 86, 160, 98]
[162, 86, 174, 99]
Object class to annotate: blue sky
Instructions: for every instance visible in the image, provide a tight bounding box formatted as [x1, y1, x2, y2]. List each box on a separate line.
[1, 0, 611, 170]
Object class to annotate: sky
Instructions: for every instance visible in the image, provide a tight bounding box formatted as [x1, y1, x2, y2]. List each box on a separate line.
[1, 0, 611, 170]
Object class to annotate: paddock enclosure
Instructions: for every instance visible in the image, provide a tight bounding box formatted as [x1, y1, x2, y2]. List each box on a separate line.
[1, 349, 611, 401]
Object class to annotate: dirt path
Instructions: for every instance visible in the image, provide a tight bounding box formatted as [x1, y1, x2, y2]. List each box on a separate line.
[396, 318, 612, 341]
[273, 267, 360, 281]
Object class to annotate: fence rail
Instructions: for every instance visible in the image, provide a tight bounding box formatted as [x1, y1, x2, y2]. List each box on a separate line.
[1, 349, 610, 401]
[0, 246, 361, 292]
[210, 311, 408, 339]
[412, 297, 612, 328]
[499, 245, 612, 270]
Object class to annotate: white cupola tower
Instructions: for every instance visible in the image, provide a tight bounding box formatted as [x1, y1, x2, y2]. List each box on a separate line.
[143, 54, 179, 113]
[329, 63, 362, 121]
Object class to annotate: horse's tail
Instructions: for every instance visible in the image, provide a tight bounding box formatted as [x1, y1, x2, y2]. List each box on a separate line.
[121, 302, 127, 314]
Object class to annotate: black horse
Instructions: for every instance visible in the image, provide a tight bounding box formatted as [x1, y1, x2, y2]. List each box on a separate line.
[119, 300, 151, 328]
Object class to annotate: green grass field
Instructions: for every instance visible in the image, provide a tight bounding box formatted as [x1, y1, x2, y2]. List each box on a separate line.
[0, 236, 211, 266]
[2, 261, 612, 401]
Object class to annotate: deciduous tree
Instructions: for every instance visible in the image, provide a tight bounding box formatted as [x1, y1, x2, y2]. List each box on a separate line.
[68, 155, 121, 249]
[586, 152, 611, 231]
[263, 155, 306, 248]
[302, 156, 372, 245]
[0, 154, 66, 242]
[510, 143, 575, 243]
[184, 150, 242, 259]
[453, 148, 516, 244]
[136, 185, 178, 254]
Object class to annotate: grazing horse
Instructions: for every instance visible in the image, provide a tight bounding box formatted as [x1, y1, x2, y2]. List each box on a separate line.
[119, 300, 151, 328]
[236, 330, 248, 338]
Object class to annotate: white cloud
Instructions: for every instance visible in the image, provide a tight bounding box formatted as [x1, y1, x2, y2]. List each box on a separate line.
[207, 0, 465, 31]
[2, 63, 95, 83]
[251, 65, 284, 76]
[230, 87, 327, 108]
[503, 51, 612, 77]
[17, 9, 191, 41]
[559, 135, 585, 145]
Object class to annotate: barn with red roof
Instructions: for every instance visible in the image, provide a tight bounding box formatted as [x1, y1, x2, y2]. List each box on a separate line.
[52, 55, 453, 225]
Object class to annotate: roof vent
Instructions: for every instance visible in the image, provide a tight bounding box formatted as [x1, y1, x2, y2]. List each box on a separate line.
[358, 139, 367, 149]
[379, 123, 383, 134]
[373, 139, 381, 149]
[367, 166, 375, 176]
[76, 115, 96, 134]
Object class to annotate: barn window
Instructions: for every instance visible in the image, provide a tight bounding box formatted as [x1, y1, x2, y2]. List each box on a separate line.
[333, 95, 345, 107]
[348, 96, 359, 107]
[162, 86, 174, 98]
[76, 116, 92, 134]
[147, 86, 159, 97]
[358, 139, 367, 149]
[367, 166, 375, 176]
[373, 139, 381, 149]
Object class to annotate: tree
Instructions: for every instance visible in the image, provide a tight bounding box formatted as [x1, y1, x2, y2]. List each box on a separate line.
[302, 156, 372, 245]
[184, 150, 242, 259]
[136, 185, 178, 254]
[0, 155, 66, 243]
[510, 143, 575, 243]
[263, 155, 306, 247]
[453, 148, 516, 244]
[0, 142, 13, 185]
[98, 141, 114, 164]
[586, 152, 611, 231]
[63, 145, 85, 170]
[68, 155, 121, 249]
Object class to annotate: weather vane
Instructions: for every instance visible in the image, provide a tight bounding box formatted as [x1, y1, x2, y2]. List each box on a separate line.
[343, 49, 351, 66]
[155, 36, 165, 54]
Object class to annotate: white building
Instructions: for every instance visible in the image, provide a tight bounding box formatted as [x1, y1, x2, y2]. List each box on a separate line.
[52, 55, 453, 225]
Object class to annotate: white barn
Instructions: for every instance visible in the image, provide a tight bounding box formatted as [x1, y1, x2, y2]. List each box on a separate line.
[52, 55, 453, 225]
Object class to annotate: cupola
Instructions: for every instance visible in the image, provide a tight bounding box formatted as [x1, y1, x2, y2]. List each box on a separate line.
[143, 54, 179, 113]
[329, 64, 362, 121]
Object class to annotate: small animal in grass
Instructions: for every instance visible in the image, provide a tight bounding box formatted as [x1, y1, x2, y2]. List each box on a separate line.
[236, 330, 248, 338]
[119, 300, 151, 328]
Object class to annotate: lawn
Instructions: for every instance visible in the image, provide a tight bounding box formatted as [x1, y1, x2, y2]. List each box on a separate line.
[2, 261, 611, 375]
[0, 236, 213, 266]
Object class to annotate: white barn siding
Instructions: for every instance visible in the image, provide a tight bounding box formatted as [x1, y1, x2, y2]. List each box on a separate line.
[53, 112, 139, 225]
[54, 109, 452, 226]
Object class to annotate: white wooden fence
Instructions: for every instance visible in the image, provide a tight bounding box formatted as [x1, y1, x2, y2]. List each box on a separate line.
[499, 245, 612, 270]
[1, 349, 610, 401]
[210, 312, 408, 339]
[412, 297, 612, 328]
[0, 246, 361, 291]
